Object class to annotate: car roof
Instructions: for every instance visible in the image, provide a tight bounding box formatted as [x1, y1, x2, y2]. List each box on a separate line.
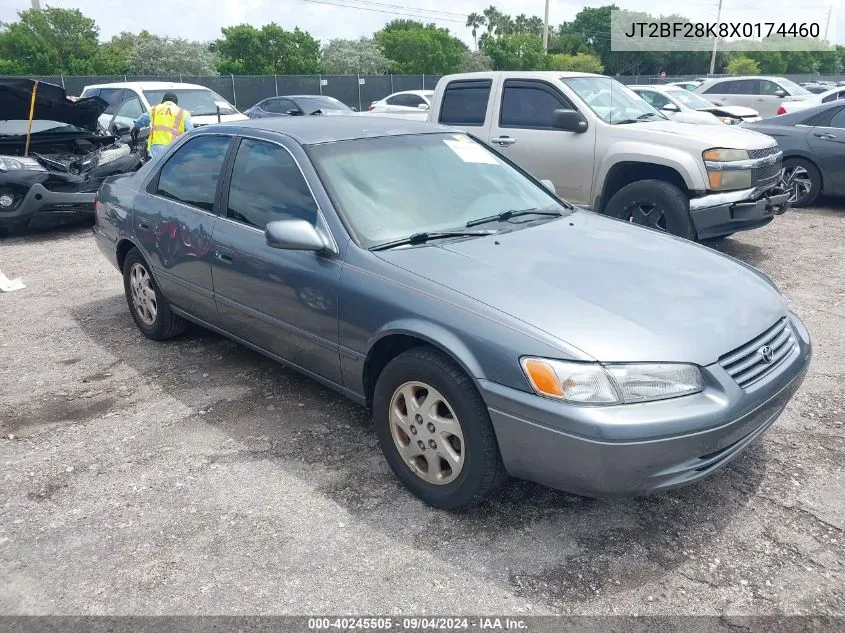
[222, 115, 452, 145]
[83, 81, 215, 91]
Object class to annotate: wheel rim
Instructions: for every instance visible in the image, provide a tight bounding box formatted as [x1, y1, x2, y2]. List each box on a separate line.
[780, 165, 812, 203]
[625, 202, 667, 231]
[129, 262, 157, 326]
[388, 381, 465, 486]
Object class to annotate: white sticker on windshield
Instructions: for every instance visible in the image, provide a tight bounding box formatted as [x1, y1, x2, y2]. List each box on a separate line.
[443, 140, 498, 164]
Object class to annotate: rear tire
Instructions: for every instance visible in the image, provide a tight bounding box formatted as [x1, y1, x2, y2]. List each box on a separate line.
[373, 346, 507, 510]
[122, 247, 186, 340]
[603, 179, 696, 241]
[781, 158, 821, 207]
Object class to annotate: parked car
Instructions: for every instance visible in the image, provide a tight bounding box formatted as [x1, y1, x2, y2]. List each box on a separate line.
[368, 90, 434, 114]
[244, 95, 353, 118]
[80, 81, 248, 130]
[800, 82, 834, 94]
[771, 85, 845, 116]
[425, 72, 789, 241]
[694, 76, 814, 118]
[744, 101, 845, 206]
[667, 81, 702, 91]
[94, 116, 810, 509]
[631, 85, 761, 125]
[0, 79, 141, 234]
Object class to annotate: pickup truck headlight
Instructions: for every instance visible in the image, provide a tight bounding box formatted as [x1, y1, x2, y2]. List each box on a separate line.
[704, 148, 753, 191]
[0, 155, 46, 172]
[521, 358, 704, 405]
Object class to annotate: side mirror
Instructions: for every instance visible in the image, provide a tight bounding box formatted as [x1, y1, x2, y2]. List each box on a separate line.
[540, 179, 556, 193]
[551, 109, 588, 133]
[775, 89, 787, 98]
[265, 219, 328, 252]
[351, 107, 358, 112]
[287, 109, 303, 116]
[417, 103, 430, 111]
[661, 103, 680, 112]
[112, 122, 131, 135]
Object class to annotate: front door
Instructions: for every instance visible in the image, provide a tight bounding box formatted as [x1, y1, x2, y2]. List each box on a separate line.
[133, 134, 232, 326]
[210, 137, 343, 384]
[487, 79, 596, 205]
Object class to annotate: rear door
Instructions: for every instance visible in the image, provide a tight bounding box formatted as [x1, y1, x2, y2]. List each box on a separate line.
[806, 105, 845, 195]
[210, 136, 343, 383]
[756, 79, 790, 118]
[436, 77, 496, 139]
[487, 79, 596, 204]
[135, 134, 233, 325]
[702, 79, 757, 110]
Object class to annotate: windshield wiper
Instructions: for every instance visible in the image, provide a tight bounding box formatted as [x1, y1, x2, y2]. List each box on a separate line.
[370, 229, 496, 251]
[465, 207, 564, 227]
[613, 112, 663, 125]
[637, 112, 663, 120]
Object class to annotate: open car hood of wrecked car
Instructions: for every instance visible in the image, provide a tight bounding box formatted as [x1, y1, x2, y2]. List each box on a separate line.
[0, 79, 108, 132]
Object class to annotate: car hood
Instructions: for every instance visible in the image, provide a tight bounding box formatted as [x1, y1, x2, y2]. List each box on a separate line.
[622, 119, 776, 150]
[377, 212, 787, 365]
[669, 110, 722, 125]
[0, 78, 107, 132]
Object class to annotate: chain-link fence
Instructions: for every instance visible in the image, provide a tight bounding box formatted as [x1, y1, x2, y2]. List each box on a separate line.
[0, 74, 443, 111]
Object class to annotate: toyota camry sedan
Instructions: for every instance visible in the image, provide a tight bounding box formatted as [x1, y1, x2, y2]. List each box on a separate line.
[93, 117, 811, 509]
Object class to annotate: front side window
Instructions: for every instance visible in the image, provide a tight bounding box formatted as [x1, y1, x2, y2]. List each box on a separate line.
[227, 139, 318, 229]
[115, 97, 144, 120]
[155, 135, 231, 212]
[309, 133, 568, 249]
[827, 107, 845, 129]
[439, 80, 491, 126]
[759, 80, 785, 96]
[264, 98, 295, 114]
[98, 88, 126, 114]
[500, 82, 571, 128]
[562, 76, 661, 124]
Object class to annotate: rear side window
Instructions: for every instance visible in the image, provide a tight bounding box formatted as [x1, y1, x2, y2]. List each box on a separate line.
[388, 93, 424, 107]
[802, 107, 842, 127]
[155, 135, 231, 212]
[439, 79, 491, 126]
[499, 81, 573, 128]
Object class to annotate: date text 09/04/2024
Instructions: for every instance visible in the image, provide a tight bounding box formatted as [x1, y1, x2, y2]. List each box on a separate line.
[307, 617, 528, 630]
[623, 22, 821, 39]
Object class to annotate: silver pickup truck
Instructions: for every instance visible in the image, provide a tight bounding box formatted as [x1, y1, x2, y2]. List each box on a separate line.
[424, 71, 790, 241]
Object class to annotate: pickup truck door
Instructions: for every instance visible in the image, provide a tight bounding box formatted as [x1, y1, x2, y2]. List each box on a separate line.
[486, 79, 596, 205]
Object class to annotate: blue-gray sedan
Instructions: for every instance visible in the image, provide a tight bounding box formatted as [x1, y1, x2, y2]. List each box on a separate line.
[93, 116, 811, 509]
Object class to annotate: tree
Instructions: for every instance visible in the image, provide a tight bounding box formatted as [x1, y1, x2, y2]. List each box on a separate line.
[482, 34, 547, 71]
[747, 51, 787, 74]
[215, 24, 320, 74]
[459, 50, 493, 72]
[482, 6, 502, 36]
[548, 52, 604, 73]
[321, 37, 388, 74]
[90, 31, 149, 74]
[0, 7, 99, 74]
[465, 12, 486, 51]
[375, 20, 466, 74]
[726, 56, 761, 75]
[128, 35, 217, 75]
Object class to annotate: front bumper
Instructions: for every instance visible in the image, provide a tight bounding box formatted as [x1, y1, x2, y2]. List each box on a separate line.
[689, 186, 790, 240]
[480, 312, 811, 497]
[0, 183, 97, 227]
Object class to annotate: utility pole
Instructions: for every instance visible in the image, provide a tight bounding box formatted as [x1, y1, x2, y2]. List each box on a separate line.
[543, 0, 550, 52]
[709, 0, 723, 76]
[824, 5, 833, 42]
[31, 0, 41, 10]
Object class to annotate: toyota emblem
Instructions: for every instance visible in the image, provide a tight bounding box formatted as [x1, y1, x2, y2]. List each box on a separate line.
[759, 345, 774, 363]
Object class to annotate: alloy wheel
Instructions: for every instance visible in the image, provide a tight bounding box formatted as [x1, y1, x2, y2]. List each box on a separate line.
[780, 165, 812, 204]
[129, 262, 157, 326]
[388, 381, 465, 485]
[626, 202, 667, 231]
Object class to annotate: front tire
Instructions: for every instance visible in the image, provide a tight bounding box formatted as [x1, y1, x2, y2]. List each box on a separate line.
[373, 347, 507, 510]
[603, 179, 696, 241]
[781, 158, 821, 207]
[122, 247, 186, 340]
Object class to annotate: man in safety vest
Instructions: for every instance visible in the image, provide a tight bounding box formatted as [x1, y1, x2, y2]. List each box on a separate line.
[131, 92, 193, 159]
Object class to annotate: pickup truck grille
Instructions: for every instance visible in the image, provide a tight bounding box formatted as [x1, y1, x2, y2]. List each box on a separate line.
[753, 158, 782, 186]
[719, 317, 796, 389]
[748, 146, 779, 160]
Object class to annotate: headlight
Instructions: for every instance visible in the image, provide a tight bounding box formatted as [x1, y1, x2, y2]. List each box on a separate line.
[521, 358, 704, 405]
[703, 148, 748, 162]
[708, 170, 752, 190]
[717, 116, 740, 125]
[0, 155, 46, 172]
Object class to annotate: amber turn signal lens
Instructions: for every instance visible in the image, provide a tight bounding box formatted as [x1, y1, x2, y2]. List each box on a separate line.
[522, 359, 564, 397]
[708, 171, 723, 189]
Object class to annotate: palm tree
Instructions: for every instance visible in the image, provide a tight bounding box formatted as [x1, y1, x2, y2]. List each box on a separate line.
[466, 12, 486, 51]
[514, 14, 529, 35]
[483, 6, 501, 36]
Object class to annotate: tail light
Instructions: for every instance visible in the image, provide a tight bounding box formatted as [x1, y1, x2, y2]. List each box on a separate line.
[776, 106, 786, 115]
[367, 105, 375, 111]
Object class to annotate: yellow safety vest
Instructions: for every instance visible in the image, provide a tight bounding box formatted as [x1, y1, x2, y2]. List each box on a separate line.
[148, 101, 187, 150]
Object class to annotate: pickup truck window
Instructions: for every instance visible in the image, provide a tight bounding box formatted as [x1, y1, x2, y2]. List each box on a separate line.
[439, 79, 491, 126]
[500, 80, 574, 129]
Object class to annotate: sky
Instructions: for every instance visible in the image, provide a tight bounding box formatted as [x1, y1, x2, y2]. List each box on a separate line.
[0, 0, 841, 49]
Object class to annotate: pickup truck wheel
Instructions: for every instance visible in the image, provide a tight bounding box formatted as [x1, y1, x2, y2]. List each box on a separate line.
[122, 247, 187, 340]
[603, 180, 695, 240]
[373, 346, 508, 510]
[780, 159, 820, 207]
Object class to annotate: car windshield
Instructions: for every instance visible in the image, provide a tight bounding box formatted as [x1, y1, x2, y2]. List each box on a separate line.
[668, 89, 716, 110]
[778, 78, 811, 96]
[308, 133, 569, 249]
[142, 89, 239, 116]
[293, 96, 352, 113]
[562, 76, 661, 124]
[0, 120, 89, 136]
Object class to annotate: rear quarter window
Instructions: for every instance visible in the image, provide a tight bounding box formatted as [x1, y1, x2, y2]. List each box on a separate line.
[438, 79, 492, 126]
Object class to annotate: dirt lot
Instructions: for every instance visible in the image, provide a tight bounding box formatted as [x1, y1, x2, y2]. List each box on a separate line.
[0, 205, 843, 616]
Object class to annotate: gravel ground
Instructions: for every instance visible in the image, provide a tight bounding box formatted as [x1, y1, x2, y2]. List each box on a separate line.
[0, 205, 843, 617]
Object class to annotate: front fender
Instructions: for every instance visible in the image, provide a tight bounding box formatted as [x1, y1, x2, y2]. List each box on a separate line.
[596, 141, 708, 194]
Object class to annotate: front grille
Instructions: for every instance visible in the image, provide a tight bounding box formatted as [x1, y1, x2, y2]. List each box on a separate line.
[719, 318, 796, 389]
[753, 159, 782, 186]
[748, 146, 779, 160]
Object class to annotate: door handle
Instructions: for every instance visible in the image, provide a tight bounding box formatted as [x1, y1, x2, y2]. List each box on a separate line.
[137, 221, 151, 231]
[814, 132, 836, 140]
[215, 251, 233, 263]
[492, 136, 516, 147]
